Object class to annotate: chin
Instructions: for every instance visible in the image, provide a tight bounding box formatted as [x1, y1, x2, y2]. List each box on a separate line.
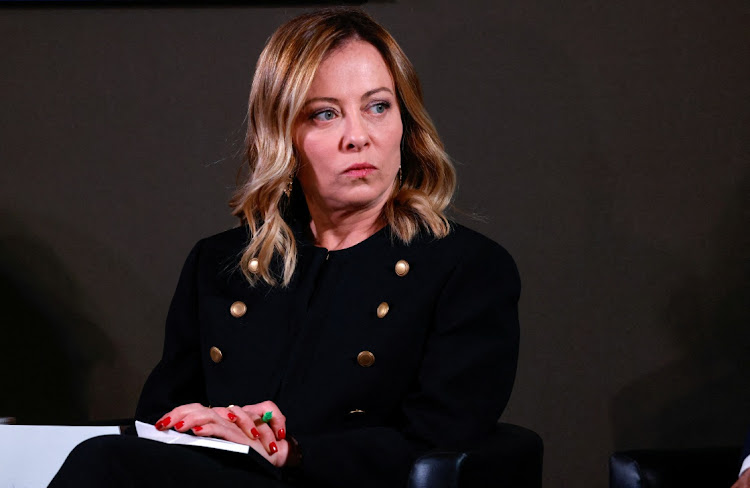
[332, 193, 387, 212]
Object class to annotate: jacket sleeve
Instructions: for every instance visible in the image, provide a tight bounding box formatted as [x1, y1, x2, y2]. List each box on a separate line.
[293, 243, 521, 487]
[135, 241, 208, 424]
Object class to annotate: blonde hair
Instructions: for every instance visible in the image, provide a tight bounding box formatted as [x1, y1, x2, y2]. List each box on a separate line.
[230, 8, 456, 286]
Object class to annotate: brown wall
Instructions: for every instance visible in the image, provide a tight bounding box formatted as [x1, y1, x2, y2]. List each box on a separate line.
[1, 1, 748, 486]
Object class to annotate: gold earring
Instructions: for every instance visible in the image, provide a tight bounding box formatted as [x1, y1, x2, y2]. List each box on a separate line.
[284, 174, 293, 197]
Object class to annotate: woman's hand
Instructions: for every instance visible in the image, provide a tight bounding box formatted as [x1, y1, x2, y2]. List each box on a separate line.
[228, 401, 291, 465]
[154, 401, 291, 467]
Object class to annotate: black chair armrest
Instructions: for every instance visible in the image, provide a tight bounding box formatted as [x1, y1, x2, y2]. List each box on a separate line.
[609, 446, 742, 488]
[408, 423, 543, 488]
[409, 451, 468, 488]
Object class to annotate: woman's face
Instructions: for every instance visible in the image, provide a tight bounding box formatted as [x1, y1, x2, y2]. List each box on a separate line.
[294, 40, 403, 217]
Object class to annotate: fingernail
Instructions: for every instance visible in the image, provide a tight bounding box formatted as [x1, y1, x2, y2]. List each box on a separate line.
[269, 442, 278, 454]
[174, 421, 184, 430]
[155, 417, 171, 430]
[251, 427, 260, 438]
[277, 428, 286, 440]
[193, 426, 203, 432]
[228, 412, 237, 421]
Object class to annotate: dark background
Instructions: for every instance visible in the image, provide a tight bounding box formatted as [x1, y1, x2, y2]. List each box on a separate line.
[1, 1, 748, 486]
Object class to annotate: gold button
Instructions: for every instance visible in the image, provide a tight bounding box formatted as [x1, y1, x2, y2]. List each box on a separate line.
[357, 351, 375, 367]
[248, 258, 259, 273]
[209, 346, 223, 363]
[229, 301, 247, 318]
[394, 259, 410, 277]
[376, 302, 389, 319]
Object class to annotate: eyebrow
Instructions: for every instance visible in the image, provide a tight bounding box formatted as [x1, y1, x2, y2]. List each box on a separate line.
[303, 87, 394, 107]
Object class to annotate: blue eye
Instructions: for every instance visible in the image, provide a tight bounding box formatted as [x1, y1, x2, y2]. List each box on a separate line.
[312, 110, 336, 121]
[369, 102, 389, 114]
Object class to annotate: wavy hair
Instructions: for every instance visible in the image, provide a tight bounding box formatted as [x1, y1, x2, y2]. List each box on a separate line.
[230, 7, 456, 286]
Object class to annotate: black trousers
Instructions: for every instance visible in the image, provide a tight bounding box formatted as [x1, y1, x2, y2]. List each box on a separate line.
[48, 435, 291, 488]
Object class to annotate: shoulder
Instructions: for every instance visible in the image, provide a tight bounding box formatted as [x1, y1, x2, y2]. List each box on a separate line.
[195, 225, 248, 252]
[391, 221, 520, 295]
[410, 222, 517, 273]
[448, 223, 520, 288]
[188, 226, 249, 261]
[179, 226, 249, 284]
[444, 222, 512, 256]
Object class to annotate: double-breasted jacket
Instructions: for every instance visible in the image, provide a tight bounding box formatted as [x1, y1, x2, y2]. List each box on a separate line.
[136, 213, 520, 487]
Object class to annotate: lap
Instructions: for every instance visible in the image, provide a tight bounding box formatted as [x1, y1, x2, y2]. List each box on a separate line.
[48, 435, 290, 488]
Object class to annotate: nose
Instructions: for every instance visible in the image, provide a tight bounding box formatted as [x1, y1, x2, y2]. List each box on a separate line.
[342, 114, 370, 151]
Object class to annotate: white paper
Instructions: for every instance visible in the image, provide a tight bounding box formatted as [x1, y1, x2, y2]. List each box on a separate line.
[740, 453, 750, 477]
[135, 420, 249, 454]
[0, 424, 120, 488]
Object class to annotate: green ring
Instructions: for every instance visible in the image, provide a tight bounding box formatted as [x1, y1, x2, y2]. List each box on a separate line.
[261, 411, 273, 423]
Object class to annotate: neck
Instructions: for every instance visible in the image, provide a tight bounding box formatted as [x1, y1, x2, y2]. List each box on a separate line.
[306, 203, 386, 251]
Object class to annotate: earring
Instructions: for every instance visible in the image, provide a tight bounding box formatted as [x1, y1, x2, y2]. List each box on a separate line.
[284, 173, 293, 197]
[398, 165, 403, 188]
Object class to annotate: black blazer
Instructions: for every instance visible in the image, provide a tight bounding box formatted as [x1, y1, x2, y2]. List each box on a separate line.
[136, 219, 520, 488]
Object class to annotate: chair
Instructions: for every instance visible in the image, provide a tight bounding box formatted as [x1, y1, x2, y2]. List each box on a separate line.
[609, 446, 741, 488]
[409, 422, 544, 488]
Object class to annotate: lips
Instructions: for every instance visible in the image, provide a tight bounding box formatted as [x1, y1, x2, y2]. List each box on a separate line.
[343, 162, 376, 177]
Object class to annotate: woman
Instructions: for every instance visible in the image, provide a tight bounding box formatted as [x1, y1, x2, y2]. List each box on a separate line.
[51, 7, 520, 488]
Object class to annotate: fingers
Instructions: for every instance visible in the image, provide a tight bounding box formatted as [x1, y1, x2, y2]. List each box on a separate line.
[155, 404, 233, 436]
[155, 403, 205, 430]
[244, 434, 289, 467]
[219, 404, 292, 466]
[153, 401, 291, 467]
[228, 406, 279, 456]
[241, 401, 287, 441]
[187, 419, 255, 446]
[177, 406, 230, 434]
[226, 406, 259, 440]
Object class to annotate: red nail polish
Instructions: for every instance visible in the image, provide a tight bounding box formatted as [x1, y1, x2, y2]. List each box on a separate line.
[156, 416, 171, 430]
[251, 427, 260, 438]
[193, 426, 203, 432]
[156, 417, 171, 430]
[174, 421, 184, 430]
[277, 428, 286, 440]
[269, 442, 278, 454]
[228, 412, 237, 421]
